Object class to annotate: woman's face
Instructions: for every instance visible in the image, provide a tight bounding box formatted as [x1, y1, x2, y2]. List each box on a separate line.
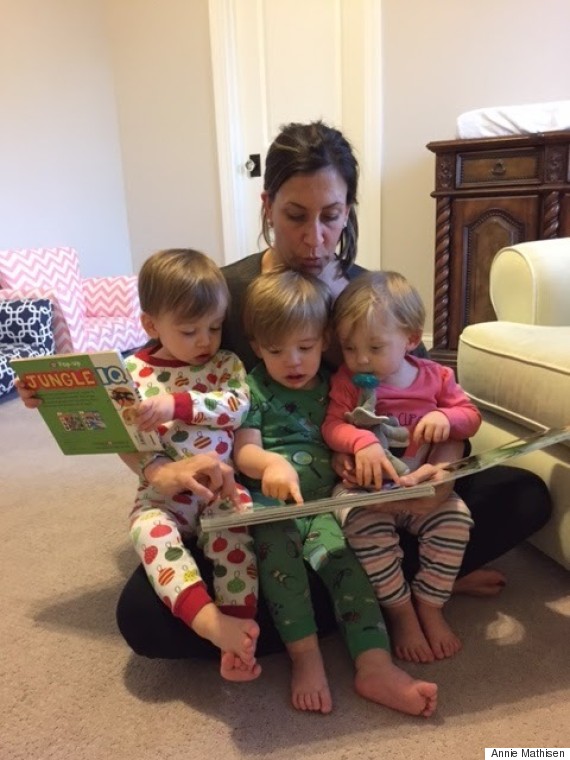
[263, 167, 350, 277]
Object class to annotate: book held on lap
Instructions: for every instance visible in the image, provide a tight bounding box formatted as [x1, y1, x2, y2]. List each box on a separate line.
[200, 424, 570, 530]
[200, 481, 438, 530]
[10, 350, 163, 455]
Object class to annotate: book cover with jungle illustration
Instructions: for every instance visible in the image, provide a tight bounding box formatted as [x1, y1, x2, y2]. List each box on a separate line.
[11, 351, 163, 455]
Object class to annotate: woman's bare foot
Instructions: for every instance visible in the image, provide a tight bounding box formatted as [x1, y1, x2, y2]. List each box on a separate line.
[453, 568, 506, 597]
[354, 649, 438, 717]
[286, 635, 332, 714]
[192, 603, 260, 675]
[386, 600, 434, 663]
[220, 651, 262, 682]
[415, 600, 462, 659]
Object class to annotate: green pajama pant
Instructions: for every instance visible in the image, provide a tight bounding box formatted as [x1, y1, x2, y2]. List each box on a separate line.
[253, 511, 389, 660]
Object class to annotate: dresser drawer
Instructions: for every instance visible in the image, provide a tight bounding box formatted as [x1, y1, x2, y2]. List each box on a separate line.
[458, 149, 540, 187]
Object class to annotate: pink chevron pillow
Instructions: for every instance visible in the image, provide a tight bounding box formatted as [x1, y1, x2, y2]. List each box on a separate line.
[0, 247, 84, 311]
[83, 275, 139, 318]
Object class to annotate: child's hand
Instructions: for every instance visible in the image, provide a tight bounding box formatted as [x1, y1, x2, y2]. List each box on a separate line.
[413, 411, 450, 445]
[355, 442, 401, 490]
[261, 458, 304, 504]
[136, 395, 175, 431]
[15, 378, 41, 409]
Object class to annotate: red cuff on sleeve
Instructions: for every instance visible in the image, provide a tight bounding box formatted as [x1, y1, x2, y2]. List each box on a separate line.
[173, 581, 212, 626]
[218, 603, 258, 619]
[172, 392, 193, 423]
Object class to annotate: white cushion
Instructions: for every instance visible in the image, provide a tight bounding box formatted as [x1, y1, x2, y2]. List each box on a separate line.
[456, 100, 570, 139]
[458, 321, 570, 432]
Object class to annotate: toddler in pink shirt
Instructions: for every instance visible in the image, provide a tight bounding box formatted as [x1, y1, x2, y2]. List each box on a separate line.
[322, 270, 481, 664]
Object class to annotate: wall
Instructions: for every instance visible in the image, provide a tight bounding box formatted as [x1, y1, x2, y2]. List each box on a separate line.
[2, 1, 569, 306]
[0, 0, 221, 278]
[0, 0, 132, 277]
[382, 0, 570, 332]
[103, 0, 223, 271]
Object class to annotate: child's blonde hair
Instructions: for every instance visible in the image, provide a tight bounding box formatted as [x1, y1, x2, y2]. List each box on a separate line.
[243, 269, 332, 346]
[138, 248, 229, 321]
[333, 270, 425, 336]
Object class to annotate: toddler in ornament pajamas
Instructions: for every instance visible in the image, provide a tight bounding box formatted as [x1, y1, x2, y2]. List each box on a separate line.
[127, 346, 258, 626]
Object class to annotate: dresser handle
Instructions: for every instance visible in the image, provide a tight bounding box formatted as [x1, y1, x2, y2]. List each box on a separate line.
[491, 160, 506, 177]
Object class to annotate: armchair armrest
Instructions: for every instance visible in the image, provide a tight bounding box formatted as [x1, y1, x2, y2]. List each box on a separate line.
[490, 238, 570, 326]
[83, 275, 141, 318]
[0, 287, 74, 352]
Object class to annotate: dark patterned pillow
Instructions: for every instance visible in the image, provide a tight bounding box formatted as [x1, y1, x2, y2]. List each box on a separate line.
[0, 298, 54, 396]
[0, 298, 54, 351]
[0, 353, 13, 396]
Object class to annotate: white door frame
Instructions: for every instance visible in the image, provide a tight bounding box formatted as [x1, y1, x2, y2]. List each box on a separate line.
[208, 0, 384, 270]
[208, 0, 247, 264]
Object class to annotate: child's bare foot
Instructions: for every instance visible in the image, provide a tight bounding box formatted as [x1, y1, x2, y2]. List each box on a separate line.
[192, 603, 260, 668]
[386, 600, 434, 663]
[415, 600, 462, 659]
[453, 568, 506, 597]
[220, 651, 262, 682]
[286, 635, 332, 714]
[354, 649, 438, 717]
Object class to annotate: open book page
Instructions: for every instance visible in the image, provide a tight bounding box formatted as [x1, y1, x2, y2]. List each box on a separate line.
[435, 424, 570, 483]
[200, 424, 570, 531]
[200, 481, 436, 531]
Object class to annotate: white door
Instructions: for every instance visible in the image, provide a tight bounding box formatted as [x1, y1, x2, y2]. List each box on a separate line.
[209, 0, 383, 269]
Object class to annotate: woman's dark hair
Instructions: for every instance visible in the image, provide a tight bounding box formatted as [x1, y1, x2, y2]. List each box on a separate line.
[261, 121, 359, 273]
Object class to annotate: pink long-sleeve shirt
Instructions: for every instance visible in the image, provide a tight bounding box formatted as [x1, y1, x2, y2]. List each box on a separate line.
[322, 356, 481, 463]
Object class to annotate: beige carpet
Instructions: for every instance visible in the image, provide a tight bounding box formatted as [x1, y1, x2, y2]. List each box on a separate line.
[1, 392, 569, 760]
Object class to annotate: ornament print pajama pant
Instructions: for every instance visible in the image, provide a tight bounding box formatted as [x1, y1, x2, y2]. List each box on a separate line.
[129, 481, 258, 617]
[342, 492, 473, 607]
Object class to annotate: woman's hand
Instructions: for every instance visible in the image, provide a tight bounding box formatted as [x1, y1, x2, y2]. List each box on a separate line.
[331, 451, 359, 485]
[393, 462, 453, 515]
[145, 452, 237, 502]
[261, 457, 303, 504]
[15, 378, 41, 409]
[394, 435, 464, 515]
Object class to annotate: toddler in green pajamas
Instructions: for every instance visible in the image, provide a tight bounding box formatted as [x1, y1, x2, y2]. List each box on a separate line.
[233, 270, 438, 716]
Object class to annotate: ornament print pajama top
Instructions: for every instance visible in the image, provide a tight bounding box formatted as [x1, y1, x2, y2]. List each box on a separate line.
[125, 346, 258, 626]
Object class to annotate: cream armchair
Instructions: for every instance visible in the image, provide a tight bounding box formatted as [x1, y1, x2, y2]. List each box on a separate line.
[458, 238, 570, 570]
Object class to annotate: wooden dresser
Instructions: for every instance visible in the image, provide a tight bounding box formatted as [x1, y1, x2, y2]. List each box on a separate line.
[426, 130, 570, 369]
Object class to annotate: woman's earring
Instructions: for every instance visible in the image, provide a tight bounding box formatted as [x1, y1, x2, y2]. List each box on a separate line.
[266, 218, 275, 244]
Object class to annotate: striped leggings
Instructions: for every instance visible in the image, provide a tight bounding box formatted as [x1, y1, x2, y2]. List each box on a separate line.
[342, 493, 474, 608]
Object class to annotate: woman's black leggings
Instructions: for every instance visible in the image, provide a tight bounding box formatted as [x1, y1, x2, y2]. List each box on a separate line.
[116, 465, 551, 660]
